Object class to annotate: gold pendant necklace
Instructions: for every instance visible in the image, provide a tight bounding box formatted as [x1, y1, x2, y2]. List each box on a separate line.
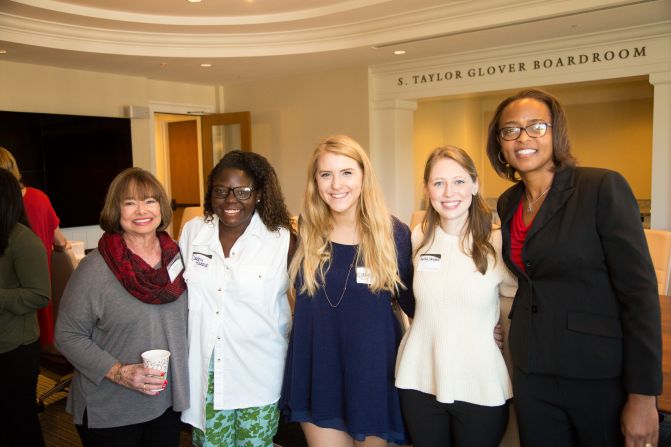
[525, 186, 551, 212]
[323, 250, 356, 308]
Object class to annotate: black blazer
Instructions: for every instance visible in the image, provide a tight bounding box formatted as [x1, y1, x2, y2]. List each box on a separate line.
[498, 166, 662, 395]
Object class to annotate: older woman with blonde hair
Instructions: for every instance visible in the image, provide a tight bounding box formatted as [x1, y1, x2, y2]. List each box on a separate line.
[55, 167, 188, 447]
[280, 135, 414, 446]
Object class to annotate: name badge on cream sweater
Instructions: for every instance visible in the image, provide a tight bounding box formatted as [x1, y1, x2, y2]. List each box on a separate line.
[417, 254, 441, 272]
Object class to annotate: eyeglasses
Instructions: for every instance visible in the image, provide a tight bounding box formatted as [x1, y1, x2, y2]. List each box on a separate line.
[212, 186, 255, 201]
[498, 122, 552, 141]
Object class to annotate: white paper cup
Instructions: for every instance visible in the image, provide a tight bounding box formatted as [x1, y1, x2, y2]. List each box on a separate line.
[141, 349, 170, 376]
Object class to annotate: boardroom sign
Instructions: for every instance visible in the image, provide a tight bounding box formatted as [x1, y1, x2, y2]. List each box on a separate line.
[371, 32, 671, 101]
[396, 46, 646, 87]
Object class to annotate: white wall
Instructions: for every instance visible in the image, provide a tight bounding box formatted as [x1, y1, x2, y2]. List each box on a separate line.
[222, 65, 370, 215]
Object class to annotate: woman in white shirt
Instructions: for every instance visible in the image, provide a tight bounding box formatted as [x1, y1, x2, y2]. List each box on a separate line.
[395, 146, 517, 447]
[179, 150, 295, 447]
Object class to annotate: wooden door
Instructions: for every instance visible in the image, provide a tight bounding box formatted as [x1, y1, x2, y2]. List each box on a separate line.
[200, 111, 251, 176]
[168, 120, 201, 232]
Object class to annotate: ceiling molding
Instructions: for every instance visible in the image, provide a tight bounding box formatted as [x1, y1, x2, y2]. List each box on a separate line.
[371, 21, 671, 74]
[10, 0, 391, 26]
[1, 0, 655, 57]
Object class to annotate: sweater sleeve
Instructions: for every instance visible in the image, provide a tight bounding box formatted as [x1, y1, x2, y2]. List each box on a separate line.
[0, 227, 50, 315]
[595, 170, 661, 395]
[54, 257, 118, 386]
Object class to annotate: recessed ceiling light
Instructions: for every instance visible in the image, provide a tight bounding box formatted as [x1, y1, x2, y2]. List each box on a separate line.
[0, 50, 7, 54]
[160, 62, 168, 67]
[200, 63, 212, 68]
[393, 50, 406, 55]
[187, 0, 202, 3]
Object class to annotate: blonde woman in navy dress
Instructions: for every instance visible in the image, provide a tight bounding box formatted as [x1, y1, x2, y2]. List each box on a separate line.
[280, 135, 414, 446]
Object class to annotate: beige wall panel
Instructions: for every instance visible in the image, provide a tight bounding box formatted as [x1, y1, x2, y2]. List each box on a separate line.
[414, 84, 653, 210]
[222, 66, 370, 215]
[566, 99, 653, 198]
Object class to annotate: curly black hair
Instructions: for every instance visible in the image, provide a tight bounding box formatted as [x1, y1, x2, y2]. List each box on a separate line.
[204, 150, 291, 232]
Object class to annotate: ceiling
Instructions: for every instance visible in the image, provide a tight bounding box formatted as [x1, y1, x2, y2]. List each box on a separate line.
[1, 0, 670, 85]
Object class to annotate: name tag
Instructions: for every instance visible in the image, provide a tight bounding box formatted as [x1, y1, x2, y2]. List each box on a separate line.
[167, 253, 184, 283]
[191, 252, 211, 269]
[417, 254, 442, 272]
[356, 267, 373, 284]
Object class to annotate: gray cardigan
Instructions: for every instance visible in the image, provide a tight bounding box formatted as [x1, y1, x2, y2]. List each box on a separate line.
[55, 249, 189, 428]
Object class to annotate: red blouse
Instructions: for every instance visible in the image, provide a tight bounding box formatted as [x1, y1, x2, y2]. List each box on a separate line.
[510, 199, 534, 273]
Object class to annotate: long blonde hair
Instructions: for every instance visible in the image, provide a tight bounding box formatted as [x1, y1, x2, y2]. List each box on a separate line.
[289, 135, 403, 296]
[416, 146, 495, 274]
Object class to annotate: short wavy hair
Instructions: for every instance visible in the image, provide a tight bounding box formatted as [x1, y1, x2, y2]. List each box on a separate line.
[99, 167, 172, 234]
[486, 88, 576, 181]
[203, 150, 291, 232]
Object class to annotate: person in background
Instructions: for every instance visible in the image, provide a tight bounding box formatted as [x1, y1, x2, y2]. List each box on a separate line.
[0, 168, 50, 447]
[179, 150, 295, 447]
[0, 146, 69, 347]
[486, 88, 661, 447]
[395, 146, 517, 447]
[55, 167, 188, 447]
[281, 135, 414, 447]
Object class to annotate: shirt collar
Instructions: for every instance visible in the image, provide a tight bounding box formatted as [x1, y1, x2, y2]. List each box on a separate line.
[191, 211, 264, 248]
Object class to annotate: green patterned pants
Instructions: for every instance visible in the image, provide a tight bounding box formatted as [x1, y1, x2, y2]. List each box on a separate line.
[192, 371, 280, 447]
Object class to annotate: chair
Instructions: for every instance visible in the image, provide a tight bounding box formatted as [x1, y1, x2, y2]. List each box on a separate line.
[644, 229, 671, 295]
[177, 206, 204, 240]
[37, 248, 76, 412]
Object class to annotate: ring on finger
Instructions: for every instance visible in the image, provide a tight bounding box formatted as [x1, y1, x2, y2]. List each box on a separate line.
[142, 384, 146, 392]
[645, 443, 653, 447]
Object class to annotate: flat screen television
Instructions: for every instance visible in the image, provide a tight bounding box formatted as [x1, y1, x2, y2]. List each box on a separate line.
[0, 111, 133, 227]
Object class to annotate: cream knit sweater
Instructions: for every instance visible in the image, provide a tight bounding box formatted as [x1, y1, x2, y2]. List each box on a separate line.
[395, 225, 517, 406]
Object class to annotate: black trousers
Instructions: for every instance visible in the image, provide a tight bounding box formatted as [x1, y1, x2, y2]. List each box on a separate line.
[0, 340, 45, 447]
[513, 368, 626, 447]
[76, 407, 182, 447]
[399, 388, 509, 447]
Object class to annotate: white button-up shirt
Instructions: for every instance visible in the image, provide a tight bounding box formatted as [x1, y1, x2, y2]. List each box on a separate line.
[179, 212, 291, 431]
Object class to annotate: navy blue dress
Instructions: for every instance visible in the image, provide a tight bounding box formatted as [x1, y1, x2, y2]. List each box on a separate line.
[280, 218, 414, 444]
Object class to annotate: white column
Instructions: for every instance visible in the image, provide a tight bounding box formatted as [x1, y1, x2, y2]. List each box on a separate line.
[370, 99, 417, 225]
[649, 72, 671, 230]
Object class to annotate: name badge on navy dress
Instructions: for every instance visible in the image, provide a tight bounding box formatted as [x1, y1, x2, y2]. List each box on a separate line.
[417, 254, 441, 272]
[356, 267, 373, 284]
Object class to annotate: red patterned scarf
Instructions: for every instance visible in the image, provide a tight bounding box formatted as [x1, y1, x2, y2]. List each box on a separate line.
[98, 231, 186, 305]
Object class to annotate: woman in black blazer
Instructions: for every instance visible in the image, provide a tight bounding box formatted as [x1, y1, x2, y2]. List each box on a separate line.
[485, 88, 661, 447]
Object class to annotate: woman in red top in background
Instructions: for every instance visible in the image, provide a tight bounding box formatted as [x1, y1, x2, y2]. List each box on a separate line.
[0, 147, 69, 346]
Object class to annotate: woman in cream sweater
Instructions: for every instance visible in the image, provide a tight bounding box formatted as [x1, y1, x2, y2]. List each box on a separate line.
[395, 146, 516, 447]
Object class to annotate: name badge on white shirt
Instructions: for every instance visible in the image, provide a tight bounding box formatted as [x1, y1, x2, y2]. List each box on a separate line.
[417, 254, 442, 272]
[167, 253, 184, 283]
[356, 267, 373, 284]
[191, 252, 211, 269]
